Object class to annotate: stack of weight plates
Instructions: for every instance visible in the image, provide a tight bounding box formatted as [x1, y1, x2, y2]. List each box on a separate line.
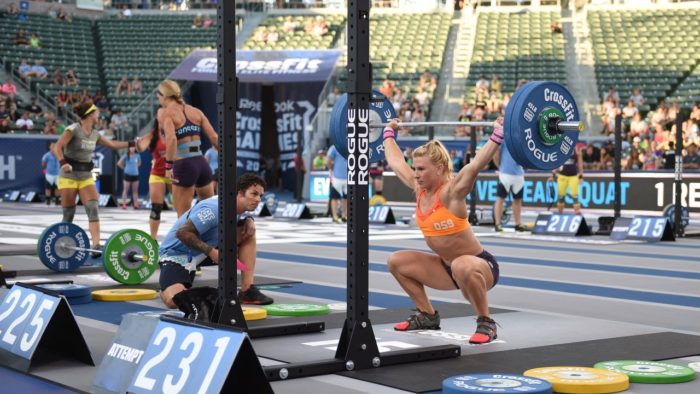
[37, 283, 93, 305]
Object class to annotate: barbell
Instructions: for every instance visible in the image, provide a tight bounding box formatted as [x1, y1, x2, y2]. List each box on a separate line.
[57, 244, 149, 263]
[329, 81, 583, 170]
[366, 120, 584, 132]
[37, 222, 159, 285]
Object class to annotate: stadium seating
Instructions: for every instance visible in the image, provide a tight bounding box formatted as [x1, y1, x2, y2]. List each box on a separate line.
[336, 12, 452, 114]
[588, 8, 700, 111]
[242, 14, 345, 50]
[0, 14, 100, 122]
[466, 10, 567, 108]
[670, 65, 700, 110]
[96, 15, 219, 133]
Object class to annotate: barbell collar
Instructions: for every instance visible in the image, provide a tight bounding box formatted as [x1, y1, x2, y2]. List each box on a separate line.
[555, 120, 585, 133]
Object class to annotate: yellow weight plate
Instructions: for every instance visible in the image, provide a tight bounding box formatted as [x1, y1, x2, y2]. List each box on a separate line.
[92, 289, 158, 301]
[524, 366, 629, 394]
[243, 306, 267, 321]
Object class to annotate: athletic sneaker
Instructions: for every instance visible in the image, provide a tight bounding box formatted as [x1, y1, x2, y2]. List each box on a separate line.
[238, 285, 274, 305]
[394, 309, 441, 331]
[90, 245, 102, 259]
[514, 224, 529, 232]
[469, 315, 498, 344]
[172, 287, 218, 321]
[494, 224, 504, 232]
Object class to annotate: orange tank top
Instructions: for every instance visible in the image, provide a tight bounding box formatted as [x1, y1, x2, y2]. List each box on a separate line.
[415, 184, 469, 237]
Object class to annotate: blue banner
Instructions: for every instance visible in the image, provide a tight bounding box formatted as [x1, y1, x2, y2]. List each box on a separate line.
[185, 50, 335, 192]
[0, 135, 115, 197]
[169, 49, 342, 83]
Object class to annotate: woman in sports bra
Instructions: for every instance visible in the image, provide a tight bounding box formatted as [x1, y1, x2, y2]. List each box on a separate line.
[136, 110, 171, 240]
[381, 117, 505, 344]
[157, 80, 219, 217]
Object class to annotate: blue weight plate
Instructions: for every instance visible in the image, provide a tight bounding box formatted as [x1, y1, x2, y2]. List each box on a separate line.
[504, 82, 533, 166]
[443, 373, 553, 394]
[37, 283, 92, 298]
[510, 81, 580, 170]
[328, 90, 397, 163]
[36, 222, 90, 272]
[66, 293, 93, 305]
[511, 81, 542, 169]
[514, 81, 545, 169]
[329, 93, 348, 158]
[663, 204, 689, 230]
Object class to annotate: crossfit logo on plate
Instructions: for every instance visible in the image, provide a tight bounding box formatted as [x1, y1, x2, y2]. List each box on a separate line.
[347, 107, 369, 185]
[106, 342, 144, 364]
[544, 88, 575, 121]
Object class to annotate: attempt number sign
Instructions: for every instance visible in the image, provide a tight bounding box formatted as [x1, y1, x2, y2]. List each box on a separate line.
[127, 319, 245, 394]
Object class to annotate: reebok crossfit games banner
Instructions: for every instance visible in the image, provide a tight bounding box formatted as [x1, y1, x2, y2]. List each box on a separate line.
[171, 50, 341, 191]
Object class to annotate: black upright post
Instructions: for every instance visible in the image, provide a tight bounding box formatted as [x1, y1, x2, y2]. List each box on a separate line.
[613, 114, 622, 218]
[263, 2, 460, 382]
[468, 126, 477, 224]
[295, 129, 303, 202]
[335, 0, 380, 367]
[216, 0, 246, 328]
[674, 115, 684, 237]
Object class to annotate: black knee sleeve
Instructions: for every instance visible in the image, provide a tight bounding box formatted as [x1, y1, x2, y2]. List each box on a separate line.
[84, 200, 99, 222]
[150, 203, 163, 220]
[62, 205, 76, 222]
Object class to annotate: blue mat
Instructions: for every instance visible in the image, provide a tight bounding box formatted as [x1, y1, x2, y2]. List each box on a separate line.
[0, 366, 82, 394]
[71, 301, 165, 325]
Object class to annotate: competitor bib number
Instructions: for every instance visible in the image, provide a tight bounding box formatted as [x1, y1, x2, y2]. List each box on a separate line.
[128, 320, 245, 394]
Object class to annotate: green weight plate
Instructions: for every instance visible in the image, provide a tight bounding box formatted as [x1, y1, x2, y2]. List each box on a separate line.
[260, 303, 331, 317]
[103, 229, 159, 285]
[594, 360, 696, 384]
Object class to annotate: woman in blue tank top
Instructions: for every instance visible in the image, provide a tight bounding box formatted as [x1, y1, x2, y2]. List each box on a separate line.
[157, 80, 219, 217]
[117, 145, 141, 209]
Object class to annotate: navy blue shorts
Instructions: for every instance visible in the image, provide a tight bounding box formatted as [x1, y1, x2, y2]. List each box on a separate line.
[442, 249, 500, 289]
[159, 260, 196, 290]
[173, 156, 212, 188]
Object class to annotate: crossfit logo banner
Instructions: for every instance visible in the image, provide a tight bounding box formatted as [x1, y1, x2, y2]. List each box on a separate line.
[169, 49, 341, 83]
